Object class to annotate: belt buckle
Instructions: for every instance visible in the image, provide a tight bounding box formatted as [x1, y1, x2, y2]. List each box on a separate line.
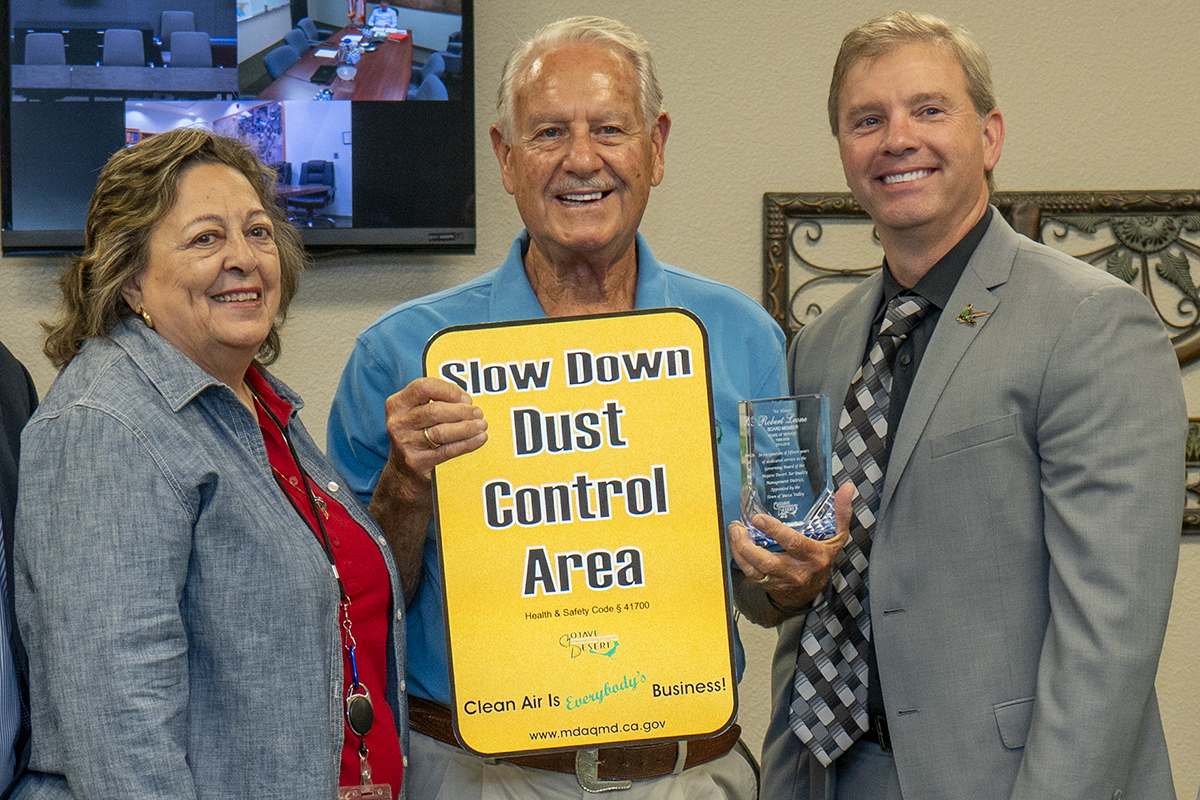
[872, 714, 892, 752]
[575, 748, 633, 793]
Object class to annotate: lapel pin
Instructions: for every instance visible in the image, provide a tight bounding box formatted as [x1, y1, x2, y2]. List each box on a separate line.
[956, 304, 990, 326]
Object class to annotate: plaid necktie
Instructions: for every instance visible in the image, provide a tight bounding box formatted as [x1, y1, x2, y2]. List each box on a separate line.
[789, 295, 932, 766]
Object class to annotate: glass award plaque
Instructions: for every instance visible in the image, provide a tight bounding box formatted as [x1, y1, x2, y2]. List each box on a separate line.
[738, 394, 836, 549]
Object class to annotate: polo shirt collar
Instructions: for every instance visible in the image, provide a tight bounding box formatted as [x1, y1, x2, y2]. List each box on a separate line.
[490, 230, 667, 320]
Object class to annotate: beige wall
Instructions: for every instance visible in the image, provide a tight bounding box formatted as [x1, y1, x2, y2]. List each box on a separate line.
[2, 0, 1198, 794]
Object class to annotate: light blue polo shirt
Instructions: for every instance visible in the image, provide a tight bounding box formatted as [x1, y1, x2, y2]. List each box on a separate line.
[328, 231, 787, 706]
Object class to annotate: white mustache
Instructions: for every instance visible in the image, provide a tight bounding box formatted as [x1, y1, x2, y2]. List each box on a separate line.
[549, 178, 618, 195]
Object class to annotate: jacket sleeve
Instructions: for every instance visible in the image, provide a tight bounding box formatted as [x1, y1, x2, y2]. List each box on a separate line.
[1011, 283, 1184, 798]
[16, 405, 197, 799]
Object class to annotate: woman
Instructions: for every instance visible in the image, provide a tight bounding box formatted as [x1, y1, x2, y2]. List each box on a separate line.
[15, 128, 407, 798]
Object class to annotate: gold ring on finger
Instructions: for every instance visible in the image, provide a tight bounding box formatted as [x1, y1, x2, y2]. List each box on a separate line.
[423, 428, 440, 449]
[755, 573, 770, 584]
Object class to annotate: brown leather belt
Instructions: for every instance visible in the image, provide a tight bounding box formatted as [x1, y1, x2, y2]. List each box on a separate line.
[407, 695, 741, 781]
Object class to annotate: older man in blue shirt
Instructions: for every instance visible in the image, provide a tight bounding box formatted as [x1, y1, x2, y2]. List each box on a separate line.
[329, 15, 784, 800]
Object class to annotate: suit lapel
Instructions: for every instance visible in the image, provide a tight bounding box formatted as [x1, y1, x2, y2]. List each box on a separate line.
[791, 275, 882, 400]
[835, 278, 883, 398]
[827, 279, 882, 398]
[880, 211, 1022, 512]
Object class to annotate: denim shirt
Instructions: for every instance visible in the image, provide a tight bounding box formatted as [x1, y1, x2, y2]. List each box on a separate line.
[14, 319, 408, 800]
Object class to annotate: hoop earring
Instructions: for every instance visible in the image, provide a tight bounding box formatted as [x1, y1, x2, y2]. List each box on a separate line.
[138, 307, 154, 329]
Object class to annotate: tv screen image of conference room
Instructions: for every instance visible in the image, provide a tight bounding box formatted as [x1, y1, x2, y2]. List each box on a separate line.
[9, 0, 238, 100]
[2, 0, 474, 249]
[241, 0, 463, 103]
[127, 99, 354, 226]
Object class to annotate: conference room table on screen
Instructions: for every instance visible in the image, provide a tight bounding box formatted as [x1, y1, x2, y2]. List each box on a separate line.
[11, 64, 236, 95]
[256, 26, 412, 101]
[273, 184, 332, 207]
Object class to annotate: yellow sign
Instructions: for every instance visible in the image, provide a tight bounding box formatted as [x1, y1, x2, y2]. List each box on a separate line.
[425, 309, 736, 757]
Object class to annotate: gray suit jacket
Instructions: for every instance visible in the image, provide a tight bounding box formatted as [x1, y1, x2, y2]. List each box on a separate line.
[752, 212, 1184, 800]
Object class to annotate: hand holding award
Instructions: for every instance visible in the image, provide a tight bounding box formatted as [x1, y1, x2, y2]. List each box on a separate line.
[738, 395, 837, 549]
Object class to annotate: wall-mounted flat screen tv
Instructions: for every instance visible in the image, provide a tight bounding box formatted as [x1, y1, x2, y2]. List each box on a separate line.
[1, 0, 473, 254]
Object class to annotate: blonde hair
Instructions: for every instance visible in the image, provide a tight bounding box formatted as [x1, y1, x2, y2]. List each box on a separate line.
[828, 11, 998, 189]
[44, 127, 306, 369]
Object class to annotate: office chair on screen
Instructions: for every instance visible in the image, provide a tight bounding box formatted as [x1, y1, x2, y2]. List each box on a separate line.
[168, 32, 212, 68]
[407, 52, 445, 98]
[412, 73, 447, 101]
[264, 45, 300, 80]
[102, 29, 146, 67]
[285, 28, 310, 57]
[160, 10, 195, 61]
[286, 161, 336, 227]
[268, 162, 293, 185]
[24, 32, 66, 65]
[436, 31, 462, 72]
[268, 162, 293, 211]
[298, 17, 336, 46]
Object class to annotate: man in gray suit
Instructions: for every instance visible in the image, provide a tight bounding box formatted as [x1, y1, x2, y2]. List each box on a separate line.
[730, 11, 1185, 800]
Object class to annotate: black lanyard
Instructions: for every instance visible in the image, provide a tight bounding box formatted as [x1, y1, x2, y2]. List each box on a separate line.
[248, 384, 378, 753]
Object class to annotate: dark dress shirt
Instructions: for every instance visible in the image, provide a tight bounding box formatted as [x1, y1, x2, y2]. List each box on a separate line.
[865, 207, 993, 719]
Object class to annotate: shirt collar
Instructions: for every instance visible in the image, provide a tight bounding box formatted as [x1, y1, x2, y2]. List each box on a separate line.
[490, 230, 668, 318]
[631, 232, 668, 309]
[245, 364, 294, 422]
[881, 205, 994, 310]
[108, 317, 301, 413]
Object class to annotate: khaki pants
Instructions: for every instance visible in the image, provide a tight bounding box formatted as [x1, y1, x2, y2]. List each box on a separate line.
[405, 729, 758, 800]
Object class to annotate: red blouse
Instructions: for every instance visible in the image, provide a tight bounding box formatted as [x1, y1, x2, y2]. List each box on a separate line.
[247, 368, 403, 792]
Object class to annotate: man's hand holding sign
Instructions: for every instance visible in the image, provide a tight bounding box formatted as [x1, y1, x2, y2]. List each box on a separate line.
[368, 378, 487, 606]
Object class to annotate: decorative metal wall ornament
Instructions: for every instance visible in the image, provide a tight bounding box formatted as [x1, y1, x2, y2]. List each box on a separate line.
[1186, 418, 1200, 535]
[764, 190, 1200, 535]
[764, 193, 870, 336]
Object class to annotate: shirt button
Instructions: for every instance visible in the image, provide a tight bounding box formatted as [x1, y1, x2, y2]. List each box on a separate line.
[331, 537, 341, 548]
[400, 679, 406, 692]
[327, 481, 339, 492]
[376, 535, 387, 547]
[402, 756, 408, 768]
[289, 476, 299, 486]
[395, 609, 403, 621]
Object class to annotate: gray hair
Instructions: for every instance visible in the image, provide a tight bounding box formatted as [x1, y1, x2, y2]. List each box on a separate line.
[495, 16, 663, 141]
